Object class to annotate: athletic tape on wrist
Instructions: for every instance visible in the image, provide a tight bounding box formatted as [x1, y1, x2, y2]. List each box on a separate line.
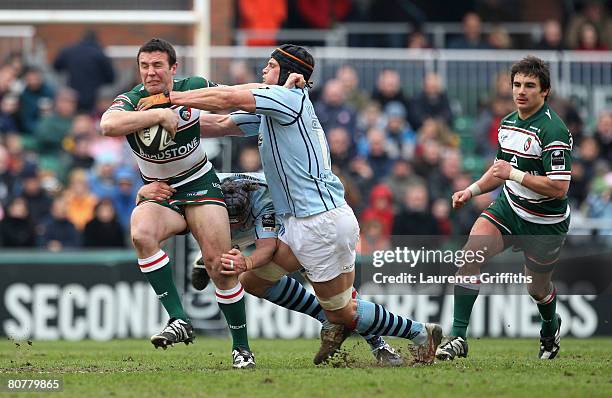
[467, 183, 481, 197]
[509, 168, 526, 184]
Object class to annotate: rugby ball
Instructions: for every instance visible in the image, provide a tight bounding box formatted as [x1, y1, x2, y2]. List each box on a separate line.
[135, 124, 175, 155]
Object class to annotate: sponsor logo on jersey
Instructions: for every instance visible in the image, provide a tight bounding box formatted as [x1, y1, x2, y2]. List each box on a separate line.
[179, 106, 192, 121]
[186, 190, 208, 197]
[499, 131, 509, 143]
[524, 137, 532, 151]
[510, 155, 518, 167]
[262, 214, 276, 231]
[551, 150, 565, 170]
[258, 133, 263, 147]
[137, 137, 199, 161]
[159, 131, 176, 151]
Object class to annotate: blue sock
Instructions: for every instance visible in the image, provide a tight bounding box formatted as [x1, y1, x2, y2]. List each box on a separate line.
[354, 299, 425, 342]
[263, 276, 327, 323]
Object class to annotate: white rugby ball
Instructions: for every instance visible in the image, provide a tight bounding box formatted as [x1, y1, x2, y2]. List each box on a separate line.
[135, 124, 174, 154]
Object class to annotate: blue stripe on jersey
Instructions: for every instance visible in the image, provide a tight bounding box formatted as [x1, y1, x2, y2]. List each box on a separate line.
[253, 93, 299, 117]
[296, 116, 329, 211]
[265, 116, 296, 214]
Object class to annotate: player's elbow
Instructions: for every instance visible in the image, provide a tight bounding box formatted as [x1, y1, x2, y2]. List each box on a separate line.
[99, 117, 118, 137]
[550, 181, 569, 200]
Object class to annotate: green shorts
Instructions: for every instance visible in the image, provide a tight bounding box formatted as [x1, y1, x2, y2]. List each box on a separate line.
[138, 169, 226, 217]
[479, 192, 569, 273]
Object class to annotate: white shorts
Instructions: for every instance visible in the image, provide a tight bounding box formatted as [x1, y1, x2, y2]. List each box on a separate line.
[279, 204, 359, 283]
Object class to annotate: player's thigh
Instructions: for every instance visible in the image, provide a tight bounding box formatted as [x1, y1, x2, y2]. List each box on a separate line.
[185, 204, 231, 261]
[457, 217, 505, 276]
[240, 271, 276, 297]
[130, 202, 187, 247]
[272, 240, 305, 274]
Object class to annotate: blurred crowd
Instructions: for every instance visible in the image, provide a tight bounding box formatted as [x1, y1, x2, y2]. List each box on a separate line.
[239, 0, 611, 51]
[0, 5, 611, 251]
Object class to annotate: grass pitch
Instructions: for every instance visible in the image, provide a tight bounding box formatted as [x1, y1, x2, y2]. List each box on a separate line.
[1, 337, 611, 398]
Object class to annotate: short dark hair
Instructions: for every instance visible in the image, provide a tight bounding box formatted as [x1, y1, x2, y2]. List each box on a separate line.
[137, 38, 177, 66]
[510, 56, 551, 99]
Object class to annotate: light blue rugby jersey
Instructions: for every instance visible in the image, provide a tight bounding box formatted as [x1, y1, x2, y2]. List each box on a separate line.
[230, 86, 346, 217]
[217, 172, 279, 242]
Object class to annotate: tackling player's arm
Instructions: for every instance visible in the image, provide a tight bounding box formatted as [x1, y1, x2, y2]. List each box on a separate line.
[220, 238, 277, 276]
[199, 113, 245, 138]
[135, 181, 177, 204]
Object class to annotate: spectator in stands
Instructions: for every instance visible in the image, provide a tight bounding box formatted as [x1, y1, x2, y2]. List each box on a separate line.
[328, 126, 355, 170]
[38, 194, 80, 251]
[585, 169, 612, 235]
[83, 198, 126, 248]
[335, 65, 370, 111]
[408, 72, 453, 131]
[332, 164, 363, 215]
[447, 12, 491, 49]
[357, 217, 391, 255]
[450, 172, 493, 235]
[383, 158, 425, 211]
[576, 22, 608, 51]
[0, 196, 36, 247]
[236, 146, 262, 172]
[364, 127, 394, 180]
[0, 94, 19, 134]
[0, 63, 19, 101]
[412, 139, 442, 180]
[0, 145, 14, 207]
[487, 24, 512, 49]
[537, 19, 565, 51]
[417, 117, 458, 149]
[34, 88, 78, 174]
[62, 134, 95, 180]
[18, 66, 54, 137]
[383, 101, 416, 159]
[228, 60, 257, 84]
[295, 0, 351, 29]
[566, 0, 611, 50]
[314, 78, 357, 134]
[371, 69, 409, 112]
[53, 30, 115, 112]
[594, 110, 612, 163]
[348, 156, 375, 207]
[18, 169, 52, 222]
[577, 136, 600, 186]
[238, 0, 287, 46]
[428, 150, 463, 201]
[88, 153, 119, 199]
[432, 198, 452, 235]
[407, 30, 429, 49]
[63, 168, 98, 231]
[356, 101, 385, 148]
[392, 183, 439, 235]
[360, 183, 394, 237]
[111, 168, 139, 233]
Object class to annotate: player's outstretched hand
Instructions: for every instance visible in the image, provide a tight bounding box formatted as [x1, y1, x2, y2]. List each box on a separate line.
[158, 108, 179, 138]
[137, 181, 176, 202]
[452, 189, 472, 210]
[137, 92, 171, 111]
[284, 73, 306, 89]
[220, 248, 251, 276]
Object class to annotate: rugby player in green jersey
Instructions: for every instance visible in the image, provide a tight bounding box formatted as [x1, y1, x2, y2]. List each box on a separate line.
[437, 56, 572, 360]
[100, 38, 255, 368]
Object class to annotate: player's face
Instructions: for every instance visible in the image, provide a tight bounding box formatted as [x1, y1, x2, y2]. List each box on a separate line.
[138, 51, 177, 94]
[512, 73, 548, 115]
[262, 58, 281, 85]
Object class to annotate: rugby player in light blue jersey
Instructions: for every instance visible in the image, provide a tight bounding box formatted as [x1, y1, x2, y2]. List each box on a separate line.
[138, 44, 443, 364]
[139, 172, 403, 366]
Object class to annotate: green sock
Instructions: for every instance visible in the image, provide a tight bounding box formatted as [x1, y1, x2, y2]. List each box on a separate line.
[140, 254, 188, 321]
[536, 288, 558, 336]
[450, 285, 479, 338]
[216, 284, 249, 350]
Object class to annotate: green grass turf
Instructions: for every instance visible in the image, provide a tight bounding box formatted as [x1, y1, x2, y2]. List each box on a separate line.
[1, 337, 611, 398]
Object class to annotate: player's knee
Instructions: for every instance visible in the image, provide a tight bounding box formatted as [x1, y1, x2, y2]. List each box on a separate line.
[318, 288, 355, 325]
[131, 228, 158, 253]
[527, 283, 549, 300]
